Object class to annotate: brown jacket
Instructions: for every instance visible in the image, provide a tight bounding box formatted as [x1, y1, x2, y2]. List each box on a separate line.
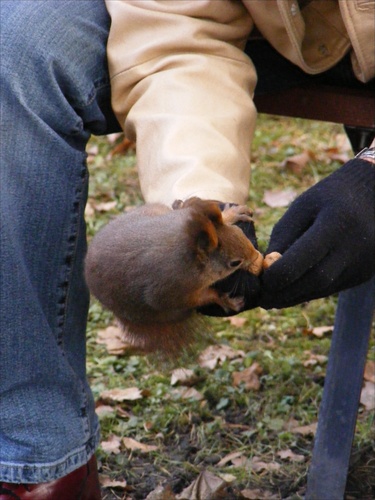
[105, 0, 375, 205]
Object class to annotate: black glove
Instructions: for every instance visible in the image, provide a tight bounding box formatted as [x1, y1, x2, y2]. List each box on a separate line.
[259, 157, 375, 309]
[199, 207, 260, 317]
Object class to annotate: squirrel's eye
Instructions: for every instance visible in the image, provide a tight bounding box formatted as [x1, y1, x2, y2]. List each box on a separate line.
[230, 259, 243, 268]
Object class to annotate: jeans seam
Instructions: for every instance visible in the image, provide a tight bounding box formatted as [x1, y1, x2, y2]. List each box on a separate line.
[78, 79, 111, 111]
[56, 162, 88, 348]
[55, 161, 92, 443]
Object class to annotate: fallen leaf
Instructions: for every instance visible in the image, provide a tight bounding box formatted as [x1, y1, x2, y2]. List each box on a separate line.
[250, 456, 281, 473]
[217, 451, 244, 467]
[96, 325, 132, 355]
[232, 362, 263, 391]
[310, 326, 334, 338]
[231, 455, 249, 468]
[327, 152, 351, 163]
[101, 435, 121, 455]
[334, 133, 352, 152]
[95, 404, 116, 419]
[217, 473, 236, 483]
[303, 359, 318, 367]
[360, 381, 375, 410]
[177, 387, 204, 401]
[106, 132, 123, 144]
[145, 484, 176, 500]
[364, 360, 375, 383]
[291, 422, 318, 436]
[263, 189, 297, 208]
[100, 387, 144, 402]
[199, 344, 245, 370]
[111, 136, 136, 155]
[143, 421, 154, 432]
[96, 324, 122, 339]
[87, 144, 99, 156]
[123, 437, 158, 453]
[303, 359, 319, 367]
[170, 368, 197, 387]
[116, 407, 132, 419]
[176, 470, 227, 500]
[283, 418, 300, 431]
[225, 422, 253, 431]
[303, 352, 328, 367]
[93, 200, 117, 212]
[99, 475, 127, 489]
[223, 316, 247, 328]
[282, 150, 311, 175]
[241, 489, 278, 499]
[84, 200, 95, 218]
[324, 136, 352, 163]
[277, 449, 305, 462]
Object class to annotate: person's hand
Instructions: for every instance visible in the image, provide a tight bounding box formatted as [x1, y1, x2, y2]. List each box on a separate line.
[199, 206, 260, 316]
[259, 156, 375, 309]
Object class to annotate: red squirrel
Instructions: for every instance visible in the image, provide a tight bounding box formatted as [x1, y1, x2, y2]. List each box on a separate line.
[85, 197, 264, 356]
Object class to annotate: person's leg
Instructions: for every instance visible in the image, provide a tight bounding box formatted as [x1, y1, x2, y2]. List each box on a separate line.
[0, 0, 120, 485]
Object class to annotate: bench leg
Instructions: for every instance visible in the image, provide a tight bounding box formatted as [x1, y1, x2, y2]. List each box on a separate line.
[305, 276, 375, 500]
[344, 125, 375, 154]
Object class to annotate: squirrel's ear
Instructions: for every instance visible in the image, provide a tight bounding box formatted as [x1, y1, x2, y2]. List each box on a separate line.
[187, 214, 219, 262]
[199, 201, 223, 226]
[178, 198, 224, 227]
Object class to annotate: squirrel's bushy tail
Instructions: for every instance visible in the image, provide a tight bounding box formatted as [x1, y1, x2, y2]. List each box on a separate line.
[120, 313, 214, 364]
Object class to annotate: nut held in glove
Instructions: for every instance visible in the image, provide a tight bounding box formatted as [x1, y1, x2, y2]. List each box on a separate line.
[263, 252, 282, 270]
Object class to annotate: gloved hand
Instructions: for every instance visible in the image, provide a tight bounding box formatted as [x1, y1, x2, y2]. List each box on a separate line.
[259, 156, 375, 309]
[199, 207, 260, 316]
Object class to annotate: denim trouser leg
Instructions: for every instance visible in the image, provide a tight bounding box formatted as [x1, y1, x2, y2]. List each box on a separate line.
[0, 0, 120, 483]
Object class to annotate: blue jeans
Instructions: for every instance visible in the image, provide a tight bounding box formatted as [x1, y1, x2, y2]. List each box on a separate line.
[1, 0, 373, 486]
[0, 0, 120, 484]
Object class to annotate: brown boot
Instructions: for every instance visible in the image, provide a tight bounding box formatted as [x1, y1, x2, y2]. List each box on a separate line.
[0, 455, 101, 500]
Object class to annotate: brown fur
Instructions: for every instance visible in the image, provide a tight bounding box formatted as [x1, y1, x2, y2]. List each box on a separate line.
[85, 197, 263, 357]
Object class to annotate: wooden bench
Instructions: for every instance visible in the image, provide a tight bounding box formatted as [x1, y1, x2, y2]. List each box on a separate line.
[254, 84, 375, 151]
[254, 84, 375, 500]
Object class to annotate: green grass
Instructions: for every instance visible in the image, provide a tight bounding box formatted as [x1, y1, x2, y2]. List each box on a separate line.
[85, 116, 374, 499]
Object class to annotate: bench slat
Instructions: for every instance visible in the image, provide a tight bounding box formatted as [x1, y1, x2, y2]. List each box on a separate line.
[254, 85, 375, 128]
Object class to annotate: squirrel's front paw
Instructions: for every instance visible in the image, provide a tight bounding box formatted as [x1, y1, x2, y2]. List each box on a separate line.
[219, 293, 245, 313]
[222, 204, 253, 225]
